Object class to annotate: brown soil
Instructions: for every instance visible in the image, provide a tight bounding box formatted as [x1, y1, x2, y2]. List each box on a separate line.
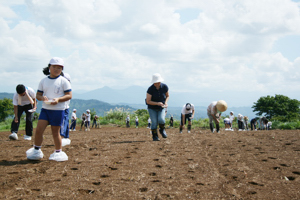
[0, 127, 299, 200]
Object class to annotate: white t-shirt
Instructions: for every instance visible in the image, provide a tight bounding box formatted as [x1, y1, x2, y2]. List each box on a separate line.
[148, 118, 151, 123]
[72, 112, 77, 120]
[135, 117, 138, 122]
[181, 104, 195, 115]
[224, 118, 230, 123]
[13, 87, 36, 106]
[37, 75, 72, 110]
[86, 113, 91, 121]
[207, 101, 217, 115]
[229, 114, 235, 123]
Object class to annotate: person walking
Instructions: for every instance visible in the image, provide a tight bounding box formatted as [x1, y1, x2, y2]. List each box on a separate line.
[26, 57, 72, 161]
[9, 84, 37, 141]
[126, 115, 130, 128]
[207, 100, 227, 133]
[179, 103, 195, 133]
[146, 73, 169, 141]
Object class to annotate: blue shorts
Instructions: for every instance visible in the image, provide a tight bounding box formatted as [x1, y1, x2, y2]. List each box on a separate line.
[39, 108, 64, 126]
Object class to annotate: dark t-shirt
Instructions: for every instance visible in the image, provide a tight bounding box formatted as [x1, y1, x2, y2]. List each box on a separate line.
[146, 83, 168, 110]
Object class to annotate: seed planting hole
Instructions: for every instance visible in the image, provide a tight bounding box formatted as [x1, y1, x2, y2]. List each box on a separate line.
[92, 182, 101, 185]
[261, 159, 268, 162]
[196, 183, 204, 186]
[101, 175, 110, 178]
[268, 157, 277, 160]
[156, 165, 162, 168]
[116, 162, 122, 164]
[286, 176, 295, 181]
[139, 188, 148, 192]
[232, 176, 238, 180]
[149, 172, 156, 176]
[223, 164, 229, 166]
[71, 168, 78, 170]
[152, 180, 161, 182]
[247, 191, 257, 195]
[248, 182, 264, 186]
[125, 157, 131, 159]
[280, 164, 288, 167]
[285, 143, 292, 145]
[273, 167, 280, 170]
[8, 172, 18, 174]
[78, 189, 94, 194]
[32, 189, 41, 191]
[292, 171, 300, 175]
[153, 159, 159, 161]
[109, 167, 118, 170]
[229, 154, 235, 156]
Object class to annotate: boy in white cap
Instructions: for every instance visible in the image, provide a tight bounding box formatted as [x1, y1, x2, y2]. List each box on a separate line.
[126, 115, 130, 128]
[9, 84, 37, 141]
[26, 57, 72, 162]
[70, 109, 77, 131]
[229, 111, 235, 130]
[207, 100, 227, 133]
[85, 109, 91, 131]
[179, 103, 195, 133]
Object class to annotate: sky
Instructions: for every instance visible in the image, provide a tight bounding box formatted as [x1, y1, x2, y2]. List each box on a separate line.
[1, 0, 300, 107]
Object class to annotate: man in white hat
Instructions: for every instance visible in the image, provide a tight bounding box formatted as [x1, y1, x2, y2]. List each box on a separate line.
[207, 100, 227, 133]
[85, 109, 91, 131]
[146, 73, 169, 141]
[179, 103, 195, 133]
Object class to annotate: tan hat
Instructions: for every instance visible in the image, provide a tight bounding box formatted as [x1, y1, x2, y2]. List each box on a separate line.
[151, 73, 164, 83]
[216, 100, 227, 112]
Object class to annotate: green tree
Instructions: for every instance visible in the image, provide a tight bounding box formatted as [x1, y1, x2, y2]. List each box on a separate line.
[0, 98, 14, 122]
[252, 94, 300, 121]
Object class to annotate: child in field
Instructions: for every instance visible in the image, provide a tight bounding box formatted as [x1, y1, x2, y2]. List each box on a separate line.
[70, 109, 77, 131]
[179, 103, 195, 133]
[237, 114, 245, 131]
[92, 115, 99, 128]
[229, 111, 235, 130]
[80, 113, 86, 131]
[26, 57, 72, 162]
[250, 117, 258, 131]
[135, 116, 139, 128]
[224, 118, 231, 130]
[207, 100, 228, 133]
[244, 116, 249, 131]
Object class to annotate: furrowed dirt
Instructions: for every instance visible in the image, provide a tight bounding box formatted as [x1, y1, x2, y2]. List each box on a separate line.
[0, 127, 299, 199]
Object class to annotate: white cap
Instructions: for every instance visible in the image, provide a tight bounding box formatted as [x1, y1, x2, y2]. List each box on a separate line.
[49, 57, 64, 68]
[230, 111, 234, 114]
[63, 73, 71, 82]
[151, 73, 164, 83]
[86, 109, 90, 112]
[73, 109, 76, 112]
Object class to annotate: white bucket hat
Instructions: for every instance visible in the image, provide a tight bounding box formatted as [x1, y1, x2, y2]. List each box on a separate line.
[216, 100, 227, 112]
[49, 57, 64, 68]
[151, 73, 164, 83]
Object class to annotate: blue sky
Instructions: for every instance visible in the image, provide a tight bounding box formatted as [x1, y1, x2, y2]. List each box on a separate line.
[1, 0, 300, 107]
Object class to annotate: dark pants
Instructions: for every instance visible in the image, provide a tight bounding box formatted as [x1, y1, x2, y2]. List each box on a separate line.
[238, 120, 245, 129]
[70, 119, 76, 130]
[60, 109, 69, 138]
[11, 104, 33, 136]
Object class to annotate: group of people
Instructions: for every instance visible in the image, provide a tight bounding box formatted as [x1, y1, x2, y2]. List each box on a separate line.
[8, 59, 270, 161]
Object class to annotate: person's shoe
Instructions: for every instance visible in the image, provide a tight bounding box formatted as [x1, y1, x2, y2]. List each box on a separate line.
[26, 147, 44, 160]
[179, 131, 182, 133]
[73, 129, 76, 131]
[49, 151, 68, 162]
[225, 128, 228, 131]
[188, 130, 191, 133]
[62, 138, 71, 147]
[24, 135, 32, 140]
[238, 129, 242, 131]
[9, 132, 18, 140]
[153, 135, 160, 141]
[69, 129, 72, 132]
[159, 129, 167, 138]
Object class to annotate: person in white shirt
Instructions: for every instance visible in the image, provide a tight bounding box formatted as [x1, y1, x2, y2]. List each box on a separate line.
[126, 115, 130, 128]
[237, 114, 245, 131]
[135, 116, 139, 128]
[85, 109, 91, 131]
[207, 100, 227, 133]
[224, 118, 231, 130]
[26, 57, 72, 162]
[229, 111, 235, 130]
[70, 109, 77, 131]
[9, 84, 37, 141]
[179, 103, 195, 133]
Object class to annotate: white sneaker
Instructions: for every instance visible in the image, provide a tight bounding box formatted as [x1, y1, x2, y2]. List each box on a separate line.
[238, 129, 242, 131]
[49, 151, 68, 162]
[225, 128, 229, 131]
[26, 147, 44, 160]
[62, 138, 71, 147]
[9, 132, 18, 140]
[24, 135, 32, 140]
[69, 129, 72, 132]
[73, 129, 76, 131]
[188, 130, 191, 133]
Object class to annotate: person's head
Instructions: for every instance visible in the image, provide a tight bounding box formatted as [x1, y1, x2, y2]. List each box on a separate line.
[73, 109, 76, 113]
[86, 109, 90, 113]
[49, 57, 64, 77]
[151, 73, 164, 87]
[16, 84, 26, 96]
[216, 100, 227, 113]
[230, 111, 234, 115]
[185, 103, 191, 110]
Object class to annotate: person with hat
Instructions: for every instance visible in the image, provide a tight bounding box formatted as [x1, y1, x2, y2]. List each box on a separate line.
[135, 116, 139, 128]
[85, 109, 91, 131]
[179, 103, 195, 133]
[26, 57, 72, 162]
[92, 114, 99, 128]
[237, 114, 245, 131]
[146, 73, 169, 141]
[9, 84, 37, 141]
[125, 115, 130, 128]
[207, 100, 227, 133]
[70, 109, 77, 131]
[229, 111, 235, 130]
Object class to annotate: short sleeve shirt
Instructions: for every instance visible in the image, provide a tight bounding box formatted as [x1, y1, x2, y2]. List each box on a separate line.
[147, 83, 168, 110]
[181, 104, 195, 115]
[13, 87, 36, 106]
[207, 101, 217, 115]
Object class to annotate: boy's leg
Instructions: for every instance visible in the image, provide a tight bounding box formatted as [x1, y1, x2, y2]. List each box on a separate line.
[11, 106, 24, 133]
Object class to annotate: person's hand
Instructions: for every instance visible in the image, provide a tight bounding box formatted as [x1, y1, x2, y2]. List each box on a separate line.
[14, 118, 18, 123]
[216, 118, 220, 123]
[42, 96, 49, 101]
[163, 103, 168, 108]
[157, 102, 164, 107]
[51, 98, 59, 105]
